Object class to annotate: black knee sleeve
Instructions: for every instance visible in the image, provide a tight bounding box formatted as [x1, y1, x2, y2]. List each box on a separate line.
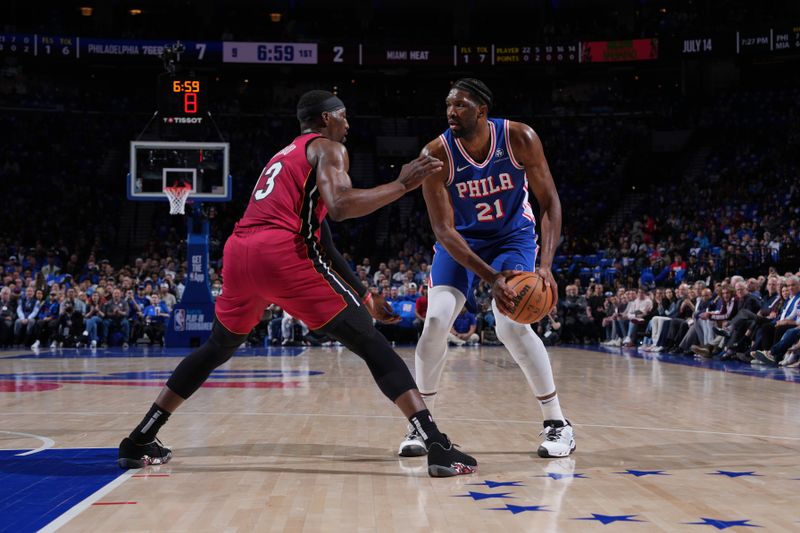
[166, 319, 248, 399]
[318, 305, 417, 401]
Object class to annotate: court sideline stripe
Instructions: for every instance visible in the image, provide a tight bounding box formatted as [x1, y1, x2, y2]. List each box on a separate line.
[3, 412, 799, 442]
[38, 469, 136, 533]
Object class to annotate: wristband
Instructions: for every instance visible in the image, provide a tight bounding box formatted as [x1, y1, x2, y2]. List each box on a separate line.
[363, 292, 373, 304]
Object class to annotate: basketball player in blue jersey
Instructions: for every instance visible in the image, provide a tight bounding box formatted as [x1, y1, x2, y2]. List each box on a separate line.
[398, 78, 575, 458]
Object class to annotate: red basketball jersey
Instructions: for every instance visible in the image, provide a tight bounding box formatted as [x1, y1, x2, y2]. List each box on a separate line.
[235, 133, 326, 238]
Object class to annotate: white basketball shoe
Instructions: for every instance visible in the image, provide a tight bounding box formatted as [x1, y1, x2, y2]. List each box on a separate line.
[537, 420, 576, 458]
[398, 425, 427, 457]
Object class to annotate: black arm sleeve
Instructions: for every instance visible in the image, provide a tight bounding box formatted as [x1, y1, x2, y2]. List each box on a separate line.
[320, 220, 367, 299]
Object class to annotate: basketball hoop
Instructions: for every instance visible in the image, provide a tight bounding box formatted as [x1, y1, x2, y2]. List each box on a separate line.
[163, 184, 193, 215]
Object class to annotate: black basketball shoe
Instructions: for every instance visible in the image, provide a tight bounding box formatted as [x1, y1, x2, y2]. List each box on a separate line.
[426, 435, 477, 477]
[118, 437, 172, 469]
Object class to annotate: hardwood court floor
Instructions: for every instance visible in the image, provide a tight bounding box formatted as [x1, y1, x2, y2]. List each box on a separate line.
[1, 343, 799, 532]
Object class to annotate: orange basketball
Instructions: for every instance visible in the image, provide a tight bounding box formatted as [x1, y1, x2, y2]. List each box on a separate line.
[505, 272, 557, 324]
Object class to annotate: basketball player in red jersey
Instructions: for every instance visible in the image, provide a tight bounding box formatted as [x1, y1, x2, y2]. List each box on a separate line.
[119, 90, 477, 477]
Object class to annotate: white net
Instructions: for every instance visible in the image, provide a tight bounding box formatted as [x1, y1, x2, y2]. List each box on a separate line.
[163, 185, 193, 215]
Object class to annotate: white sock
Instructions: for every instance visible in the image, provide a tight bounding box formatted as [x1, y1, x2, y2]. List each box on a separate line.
[539, 394, 565, 423]
[492, 299, 566, 423]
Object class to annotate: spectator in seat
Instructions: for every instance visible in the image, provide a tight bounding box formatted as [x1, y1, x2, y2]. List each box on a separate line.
[753, 322, 800, 367]
[535, 307, 562, 346]
[40, 251, 61, 278]
[60, 287, 86, 316]
[84, 291, 105, 348]
[645, 284, 689, 352]
[601, 293, 620, 344]
[266, 304, 284, 345]
[143, 294, 170, 346]
[103, 288, 131, 348]
[159, 283, 177, 310]
[688, 286, 734, 357]
[281, 311, 308, 346]
[448, 306, 478, 346]
[676, 288, 715, 355]
[750, 275, 800, 356]
[617, 287, 653, 347]
[0, 286, 14, 347]
[14, 286, 41, 346]
[586, 283, 606, 342]
[376, 285, 417, 344]
[126, 288, 145, 344]
[716, 278, 773, 360]
[31, 290, 59, 349]
[559, 284, 593, 343]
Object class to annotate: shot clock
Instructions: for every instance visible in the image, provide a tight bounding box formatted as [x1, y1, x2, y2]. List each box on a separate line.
[158, 75, 207, 119]
[157, 74, 208, 140]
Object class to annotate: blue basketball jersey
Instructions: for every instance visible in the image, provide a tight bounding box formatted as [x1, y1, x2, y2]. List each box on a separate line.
[440, 118, 536, 242]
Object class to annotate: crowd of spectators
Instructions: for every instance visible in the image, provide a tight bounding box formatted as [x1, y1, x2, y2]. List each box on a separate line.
[2, 54, 798, 356]
[0, 251, 183, 349]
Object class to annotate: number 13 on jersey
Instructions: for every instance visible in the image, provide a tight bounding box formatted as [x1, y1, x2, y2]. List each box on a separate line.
[253, 162, 283, 200]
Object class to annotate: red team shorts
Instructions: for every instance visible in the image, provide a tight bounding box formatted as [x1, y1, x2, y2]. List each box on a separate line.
[214, 229, 357, 333]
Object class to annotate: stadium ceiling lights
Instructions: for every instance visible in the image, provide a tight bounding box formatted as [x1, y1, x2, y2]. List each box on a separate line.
[80, 6, 93, 17]
[129, 8, 143, 16]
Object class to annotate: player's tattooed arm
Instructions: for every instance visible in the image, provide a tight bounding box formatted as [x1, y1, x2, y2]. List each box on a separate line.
[312, 138, 442, 221]
[421, 139, 518, 315]
[509, 121, 562, 294]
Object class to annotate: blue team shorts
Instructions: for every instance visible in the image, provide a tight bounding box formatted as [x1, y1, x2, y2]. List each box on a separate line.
[429, 229, 539, 312]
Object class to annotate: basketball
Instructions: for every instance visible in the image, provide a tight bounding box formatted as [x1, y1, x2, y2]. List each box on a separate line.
[505, 272, 556, 324]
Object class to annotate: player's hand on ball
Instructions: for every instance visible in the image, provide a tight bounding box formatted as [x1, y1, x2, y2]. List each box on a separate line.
[491, 270, 521, 316]
[537, 266, 558, 310]
[396, 155, 443, 192]
[364, 293, 401, 325]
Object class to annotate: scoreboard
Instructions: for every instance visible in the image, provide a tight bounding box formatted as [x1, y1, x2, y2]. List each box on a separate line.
[2, 30, 799, 66]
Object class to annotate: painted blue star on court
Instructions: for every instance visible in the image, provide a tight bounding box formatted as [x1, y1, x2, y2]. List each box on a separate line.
[537, 472, 588, 480]
[685, 517, 762, 529]
[708, 470, 762, 478]
[573, 513, 645, 525]
[455, 491, 514, 501]
[489, 504, 550, 514]
[469, 480, 524, 488]
[615, 469, 670, 477]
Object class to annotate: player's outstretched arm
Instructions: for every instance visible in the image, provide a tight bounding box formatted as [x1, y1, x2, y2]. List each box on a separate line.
[421, 140, 518, 315]
[509, 122, 562, 292]
[311, 138, 442, 221]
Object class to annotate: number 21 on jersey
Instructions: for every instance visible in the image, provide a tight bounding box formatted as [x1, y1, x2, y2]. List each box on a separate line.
[476, 198, 504, 222]
[253, 162, 283, 200]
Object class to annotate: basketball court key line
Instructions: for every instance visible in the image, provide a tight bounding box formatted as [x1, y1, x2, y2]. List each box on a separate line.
[0, 430, 55, 456]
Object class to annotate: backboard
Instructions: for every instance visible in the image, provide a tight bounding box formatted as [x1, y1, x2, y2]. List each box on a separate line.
[128, 141, 231, 202]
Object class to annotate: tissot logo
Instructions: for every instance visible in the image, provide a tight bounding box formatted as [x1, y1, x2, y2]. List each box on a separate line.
[162, 117, 204, 124]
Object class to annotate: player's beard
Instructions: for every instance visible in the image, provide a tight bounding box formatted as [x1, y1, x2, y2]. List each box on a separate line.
[451, 117, 478, 139]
